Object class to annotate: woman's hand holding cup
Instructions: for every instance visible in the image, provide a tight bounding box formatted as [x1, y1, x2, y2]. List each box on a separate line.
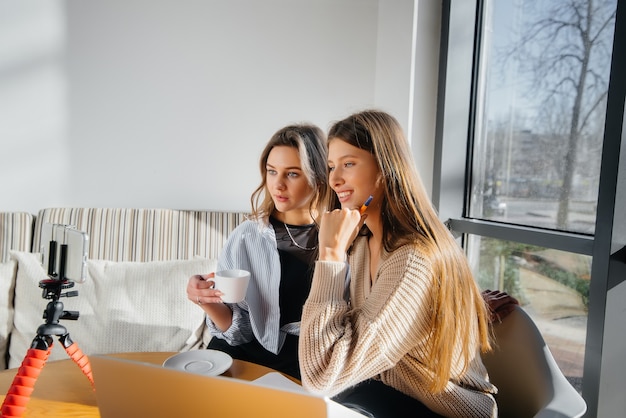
[187, 272, 224, 306]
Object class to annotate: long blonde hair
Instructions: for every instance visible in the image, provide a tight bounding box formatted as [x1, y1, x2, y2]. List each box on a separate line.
[327, 110, 491, 392]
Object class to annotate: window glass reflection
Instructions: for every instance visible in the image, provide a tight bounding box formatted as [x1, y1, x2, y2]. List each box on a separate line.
[470, 0, 616, 234]
[467, 234, 588, 392]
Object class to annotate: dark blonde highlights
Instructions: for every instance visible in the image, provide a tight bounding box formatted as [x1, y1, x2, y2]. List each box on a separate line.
[250, 124, 329, 221]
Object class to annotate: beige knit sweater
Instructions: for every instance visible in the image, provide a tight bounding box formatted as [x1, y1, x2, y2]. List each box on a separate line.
[299, 235, 498, 418]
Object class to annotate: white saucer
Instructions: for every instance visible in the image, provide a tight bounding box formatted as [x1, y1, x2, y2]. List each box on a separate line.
[162, 350, 233, 376]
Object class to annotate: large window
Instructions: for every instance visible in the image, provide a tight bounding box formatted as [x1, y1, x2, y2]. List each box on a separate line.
[437, 1, 621, 415]
[471, 0, 615, 392]
[472, 0, 614, 236]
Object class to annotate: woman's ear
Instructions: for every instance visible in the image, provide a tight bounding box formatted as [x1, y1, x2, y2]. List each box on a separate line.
[375, 172, 384, 187]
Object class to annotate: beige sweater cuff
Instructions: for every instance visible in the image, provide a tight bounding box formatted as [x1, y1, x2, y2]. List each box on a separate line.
[308, 260, 349, 302]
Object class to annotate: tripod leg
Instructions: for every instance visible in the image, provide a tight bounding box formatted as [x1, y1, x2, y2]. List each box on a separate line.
[0, 346, 51, 418]
[60, 334, 94, 389]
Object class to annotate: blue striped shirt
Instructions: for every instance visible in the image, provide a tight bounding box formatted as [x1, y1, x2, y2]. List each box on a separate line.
[206, 218, 299, 354]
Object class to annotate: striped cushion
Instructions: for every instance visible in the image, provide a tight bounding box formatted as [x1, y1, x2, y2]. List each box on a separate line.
[33, 208, 248, 262]
[0, 212, 35, 263]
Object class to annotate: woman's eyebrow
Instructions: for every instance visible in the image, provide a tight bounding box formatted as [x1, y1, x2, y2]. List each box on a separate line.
[266, 163, 303, 171]
[329, 154, 360, 161]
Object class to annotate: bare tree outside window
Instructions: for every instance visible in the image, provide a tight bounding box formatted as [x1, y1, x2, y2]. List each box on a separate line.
[474, 0, 616, 233]
[467, 0, 617, 392]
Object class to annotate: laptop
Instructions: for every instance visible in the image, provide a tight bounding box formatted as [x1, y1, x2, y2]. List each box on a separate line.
[90, 355, 366, 417]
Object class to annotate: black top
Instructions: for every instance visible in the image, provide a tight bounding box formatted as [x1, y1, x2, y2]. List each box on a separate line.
[269, 216, 318, 326]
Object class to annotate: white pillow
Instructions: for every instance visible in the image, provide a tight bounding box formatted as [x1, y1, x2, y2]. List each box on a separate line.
[0, 259, 17, 369]
[9, 251, 216, 369]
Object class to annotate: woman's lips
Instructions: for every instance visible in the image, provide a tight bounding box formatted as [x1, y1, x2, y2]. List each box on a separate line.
[336, 191, 352, 203]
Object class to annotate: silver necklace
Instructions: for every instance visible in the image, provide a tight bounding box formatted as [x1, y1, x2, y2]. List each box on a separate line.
[283, 222, 318, 251]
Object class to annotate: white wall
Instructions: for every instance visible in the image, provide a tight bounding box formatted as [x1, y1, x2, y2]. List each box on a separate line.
[0, 1, 69, 212]
[0, 0, 439, 214]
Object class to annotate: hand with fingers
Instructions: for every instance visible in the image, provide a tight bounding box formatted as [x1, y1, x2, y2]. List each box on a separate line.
[187, 273, 225, 306]
[319, 208, 366, 262]
[187, 273, 234, 332]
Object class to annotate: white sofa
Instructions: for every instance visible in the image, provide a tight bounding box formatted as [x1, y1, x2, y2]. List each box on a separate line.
[0, 208, 247, 369]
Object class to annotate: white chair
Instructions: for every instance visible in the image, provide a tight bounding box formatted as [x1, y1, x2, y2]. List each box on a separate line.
[481, 305, 587, 418]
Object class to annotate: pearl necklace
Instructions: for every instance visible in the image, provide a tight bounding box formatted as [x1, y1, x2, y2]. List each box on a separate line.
[283, 222, 318, 251]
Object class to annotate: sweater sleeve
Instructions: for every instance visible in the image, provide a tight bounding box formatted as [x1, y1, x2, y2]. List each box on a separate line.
[300, 238, 498, 418]
[299, 240, 435, 397]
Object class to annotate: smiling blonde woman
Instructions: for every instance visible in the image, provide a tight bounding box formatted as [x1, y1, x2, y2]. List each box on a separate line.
[299, 110, 497, 418]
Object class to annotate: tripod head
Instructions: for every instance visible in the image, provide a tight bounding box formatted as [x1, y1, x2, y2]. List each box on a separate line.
[40, 275, 78, 302]
[35, 278, 78, 341]
[39, 278, 79, 319]
[32, 275, 80, 351]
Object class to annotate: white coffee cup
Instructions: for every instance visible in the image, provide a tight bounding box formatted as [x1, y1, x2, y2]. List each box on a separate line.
[212, 269, 250, 303]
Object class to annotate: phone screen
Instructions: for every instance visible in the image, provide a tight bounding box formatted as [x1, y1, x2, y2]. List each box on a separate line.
[40, 223, 89, 283]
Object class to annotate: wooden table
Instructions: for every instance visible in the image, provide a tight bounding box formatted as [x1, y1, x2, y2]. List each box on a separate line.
[0, 352, 286, 417]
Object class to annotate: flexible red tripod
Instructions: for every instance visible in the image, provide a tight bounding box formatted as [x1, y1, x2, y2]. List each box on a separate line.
[1, 250, 93, 417]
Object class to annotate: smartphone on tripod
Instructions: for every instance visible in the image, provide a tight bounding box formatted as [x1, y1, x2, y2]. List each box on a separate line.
[40, 223, 89, 283]
[0, 224, 94, 415]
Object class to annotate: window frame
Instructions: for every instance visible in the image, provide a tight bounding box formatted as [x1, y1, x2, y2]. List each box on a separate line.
[435, 1, 625, 416]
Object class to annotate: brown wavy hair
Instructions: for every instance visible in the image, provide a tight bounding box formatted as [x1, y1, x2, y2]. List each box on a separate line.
[250, 124, 330, 222]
